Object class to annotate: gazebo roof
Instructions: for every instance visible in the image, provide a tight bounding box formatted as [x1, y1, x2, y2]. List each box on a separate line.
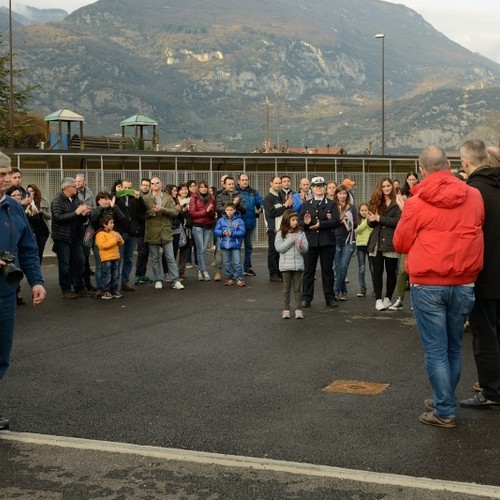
[44, 109, 85, 122]
[120, 114, 158, 127]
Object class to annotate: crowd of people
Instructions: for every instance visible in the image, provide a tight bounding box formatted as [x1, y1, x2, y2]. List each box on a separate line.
[2, 140, 500, 430]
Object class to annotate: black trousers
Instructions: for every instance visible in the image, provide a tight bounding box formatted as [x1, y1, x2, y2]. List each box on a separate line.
[267, 232, 281, 277]
[135, 235, 149, 277]
[302, 245, 335, 304]
[369, 251, 398, 300]
[469, 297, 500, 402]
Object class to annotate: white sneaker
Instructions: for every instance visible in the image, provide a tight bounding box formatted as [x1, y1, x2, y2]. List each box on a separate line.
[375, 299, 386, 311]
[155, 281, 163, 289]
[172, 281, 185, 290]
[198, 271, 204, 281]
[389, 298, 404, 311]
[383, 297, 392, 309]
[185, 263, 193, 269]
[203, 271, 211, 281]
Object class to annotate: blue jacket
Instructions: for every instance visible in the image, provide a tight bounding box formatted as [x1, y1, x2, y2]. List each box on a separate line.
[0, 195, 44, 296]
[236, 185, 264, 229]
[214, 212, 246, 250]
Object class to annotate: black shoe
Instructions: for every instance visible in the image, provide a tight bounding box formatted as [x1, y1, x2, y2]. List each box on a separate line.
[326, 300, 338, 308]
[0, 415, 10, 430]
[244, 269, 256, 277]
[301, 300, 311, 308]
[460, 392, 500, 409]
[86, 284, 98, 292]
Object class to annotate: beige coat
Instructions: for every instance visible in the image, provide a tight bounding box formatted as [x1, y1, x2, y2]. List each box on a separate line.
[143, 192, 179, 244]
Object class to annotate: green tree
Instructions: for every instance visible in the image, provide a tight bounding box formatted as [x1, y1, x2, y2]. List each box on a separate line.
[0, 35, 38, 147]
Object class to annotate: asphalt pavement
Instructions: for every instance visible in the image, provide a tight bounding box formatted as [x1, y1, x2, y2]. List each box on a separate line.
[1, 249, 500, 499]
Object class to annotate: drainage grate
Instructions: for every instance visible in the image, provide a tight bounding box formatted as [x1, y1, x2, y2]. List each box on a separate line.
[322, 379, 390, 396]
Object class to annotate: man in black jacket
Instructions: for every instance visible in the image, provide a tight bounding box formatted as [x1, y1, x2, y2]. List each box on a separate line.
[263, 176, 292, 282]
[460, 139, 500, 410]
[299, 176, 340, 308]
[51, 177, 93, 299]
[115, 179, 146, 292]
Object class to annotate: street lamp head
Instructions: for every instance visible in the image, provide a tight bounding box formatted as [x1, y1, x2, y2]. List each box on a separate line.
[374, 33, 385, 39]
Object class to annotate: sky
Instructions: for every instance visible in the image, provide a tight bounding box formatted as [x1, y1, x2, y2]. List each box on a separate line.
[5, 0, 500, 63]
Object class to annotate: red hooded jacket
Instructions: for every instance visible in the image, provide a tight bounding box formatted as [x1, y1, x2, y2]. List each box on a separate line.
[393, 170, 484, 285]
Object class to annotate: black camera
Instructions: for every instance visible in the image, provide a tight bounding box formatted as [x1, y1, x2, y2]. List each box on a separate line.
[0, 252, 24, 287]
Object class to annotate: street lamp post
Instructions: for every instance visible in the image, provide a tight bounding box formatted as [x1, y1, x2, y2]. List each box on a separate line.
[265, 96, 270, 152]
[374, 33, 385, 156]
[276, 90, 280, 152]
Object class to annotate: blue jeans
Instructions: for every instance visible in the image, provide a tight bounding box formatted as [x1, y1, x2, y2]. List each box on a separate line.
[119, 233, 136, 286]
[92, 242, 103, 289]
[356, 246, 373, 292]
[334, 242, 356, 294]
[222, 248, 243, 280]
[101, 259, 120, 292]
[0, 293, 16, 379]
[150, 242, 180, 284]
[243, 227, 254, 272]
[411, 285, 475, 419]
[53, 239, 86, 292]
[192, 226, 212, 273]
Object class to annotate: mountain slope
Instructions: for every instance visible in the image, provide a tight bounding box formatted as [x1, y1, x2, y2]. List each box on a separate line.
[8, 0, 500, 152]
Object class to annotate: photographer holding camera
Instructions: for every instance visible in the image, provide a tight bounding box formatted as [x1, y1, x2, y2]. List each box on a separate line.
[0, 151, 46, 430]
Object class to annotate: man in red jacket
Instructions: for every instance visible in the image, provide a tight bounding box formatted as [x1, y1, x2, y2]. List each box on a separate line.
[393, 145, 484, 429]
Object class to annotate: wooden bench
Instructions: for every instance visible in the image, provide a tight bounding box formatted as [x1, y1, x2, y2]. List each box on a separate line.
[70, 135, 137, 151]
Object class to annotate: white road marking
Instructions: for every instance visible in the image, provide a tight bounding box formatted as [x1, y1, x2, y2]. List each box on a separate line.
[1, 431, 499, 498]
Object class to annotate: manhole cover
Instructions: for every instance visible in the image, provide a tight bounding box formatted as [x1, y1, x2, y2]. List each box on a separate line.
[322, 379, 389, 395]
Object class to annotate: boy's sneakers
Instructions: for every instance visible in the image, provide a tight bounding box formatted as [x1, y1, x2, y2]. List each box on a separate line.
[154, 281, 163, 289]
[340, 292, 348, 301]
[224, 278, 234, 286]
[101, 291, 114, 300]
[203, 271, 211, 281]
[357, 289, 366, 297]
[295, 310, 304, 319]
[236, 279, 246, 287]
[282, 310, 291, 319]
[172, 281, 185, 290]
[244, 269, 256, 276]
[389, 297, 404, 310]
[198, 271, 205, 281]
[112, 291, 123, 299]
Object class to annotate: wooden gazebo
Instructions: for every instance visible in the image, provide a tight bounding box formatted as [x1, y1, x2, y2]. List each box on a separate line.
[44, 109, 85, 150]
[120, 114, 158, 150]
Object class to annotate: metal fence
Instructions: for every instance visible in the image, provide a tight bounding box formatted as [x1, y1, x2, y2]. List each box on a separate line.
[20, 169, 412, 252]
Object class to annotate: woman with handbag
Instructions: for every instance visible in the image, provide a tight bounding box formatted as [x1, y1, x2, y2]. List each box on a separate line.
[26, 184, 51, 264]
[190, 181, 216, 281]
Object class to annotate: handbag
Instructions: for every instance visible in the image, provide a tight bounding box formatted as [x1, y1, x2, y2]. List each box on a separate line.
[83, 225, 95, 248]
[178, 225, 188, 248]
